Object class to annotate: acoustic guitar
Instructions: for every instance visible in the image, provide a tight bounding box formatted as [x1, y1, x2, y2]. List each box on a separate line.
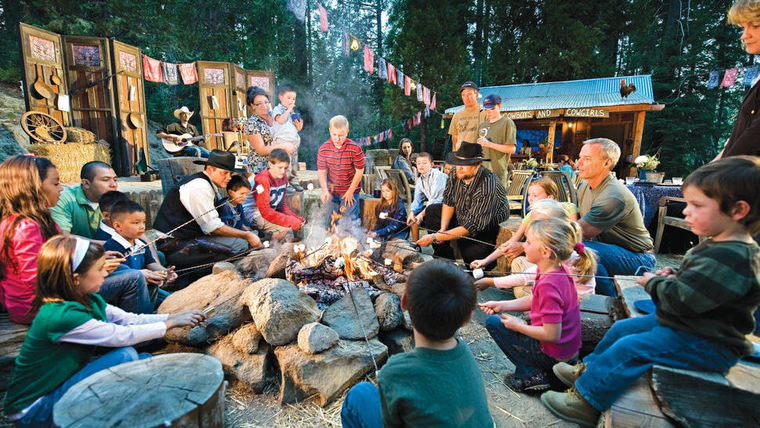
[162, 133, 222, 154]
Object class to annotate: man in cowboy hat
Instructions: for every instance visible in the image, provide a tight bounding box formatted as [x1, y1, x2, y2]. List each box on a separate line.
[448, 81, 486, 152]
[153, 150, 262, 286]
[156, 106, 210, 158]
[416, 143, 508, 268]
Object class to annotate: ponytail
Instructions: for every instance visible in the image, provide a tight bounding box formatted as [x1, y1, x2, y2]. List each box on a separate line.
[568, 222, 596, 284]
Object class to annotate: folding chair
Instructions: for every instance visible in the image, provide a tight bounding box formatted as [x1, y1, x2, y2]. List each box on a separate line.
[539, 170, 577, 205]
[507, 170, 534, 217]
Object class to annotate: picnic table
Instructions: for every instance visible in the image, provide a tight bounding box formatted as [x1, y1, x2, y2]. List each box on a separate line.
[626, 183, 683, 230]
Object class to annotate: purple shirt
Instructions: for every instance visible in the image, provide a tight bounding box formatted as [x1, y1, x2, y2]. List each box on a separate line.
[530, 267, 581, 360]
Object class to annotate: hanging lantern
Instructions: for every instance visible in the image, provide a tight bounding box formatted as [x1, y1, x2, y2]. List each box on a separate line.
[350, 37, 360, 51]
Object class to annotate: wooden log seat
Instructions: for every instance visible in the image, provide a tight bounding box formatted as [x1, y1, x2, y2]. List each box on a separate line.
[0, 312, 29, 391]
[494, 218, 522, 274]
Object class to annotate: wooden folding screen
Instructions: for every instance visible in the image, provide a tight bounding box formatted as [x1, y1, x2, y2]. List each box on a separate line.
[197, 61, 231, 150]
[245, 70, 275, 100]
[230, 64, 247, 120]
[19, 23, 70, 125]
[111, 40, 149, 176]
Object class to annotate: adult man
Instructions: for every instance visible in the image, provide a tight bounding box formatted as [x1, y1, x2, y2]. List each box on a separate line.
[406, 152, 448, 240]
[477, 94, 516, 186]
[153, 150, 262, 281]
[576, 138, 655, 296]
[417, 143, 508, 267]
[156, 106, 210, 158]
[448, 81, 486, 152]
[50, 161, 152, 313]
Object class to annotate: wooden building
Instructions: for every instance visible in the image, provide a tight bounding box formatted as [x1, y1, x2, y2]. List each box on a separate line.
[445, 75, 665, 177]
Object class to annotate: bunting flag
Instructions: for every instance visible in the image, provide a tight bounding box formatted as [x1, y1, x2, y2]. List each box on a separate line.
[377, 57, 387, 80]
[143, 55, 163, 82]
[388, 129, 392, 140]
[430, 91, 436, 110]
[178, 62, 198, 84]
[364, 45, 374, 74]
[404, 75, 411, 96]
[423, 86, 430, 105]
[397, 69, 405, 89]
[744, 65, 759, 86]
[707, 71, 720, 89]
[424, 105, 430, 118]
[721, 68, 739, 87]
[317, 2, 328, 33]
[162, 62, 179, 85]
[407, 118, 413, 130]
[416, 83, 423, 102]
[342, 29, 350, 57]
[378, 132, 384, 142]
[387, 63, 396, 84]
[287, 0, 306, 21]
[415, 111, 422, 125]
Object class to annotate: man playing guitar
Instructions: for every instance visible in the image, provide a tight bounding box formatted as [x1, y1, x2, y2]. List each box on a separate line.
[156, 106, 211, 158]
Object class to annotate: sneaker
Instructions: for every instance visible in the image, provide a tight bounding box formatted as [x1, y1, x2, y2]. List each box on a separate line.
[506, 371, 551, 393]
[289, 179, 304, 192]
[553, 362, 586, 387]
[540, 387, 600, 428]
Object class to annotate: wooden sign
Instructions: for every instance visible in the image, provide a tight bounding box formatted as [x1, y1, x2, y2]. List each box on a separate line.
[565, 108, 609, 118]
[535, 109, 562, 119]
[504, 110, 534, 120]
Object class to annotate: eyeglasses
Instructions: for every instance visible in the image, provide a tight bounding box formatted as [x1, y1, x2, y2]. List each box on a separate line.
[254, 101, 270, 106]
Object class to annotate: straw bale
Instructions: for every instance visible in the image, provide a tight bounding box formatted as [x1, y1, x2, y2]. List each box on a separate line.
[28, 142, 110, 182]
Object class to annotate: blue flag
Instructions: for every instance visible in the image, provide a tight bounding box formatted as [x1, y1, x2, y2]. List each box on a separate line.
[744, 65, 759, 86]
[377, 57, 387, 80]
[397, 69, 404, 89]
[707, 71, 720, 89]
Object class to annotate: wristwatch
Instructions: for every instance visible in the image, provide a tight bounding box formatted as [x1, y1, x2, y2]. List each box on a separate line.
[431, 233, 440, 244]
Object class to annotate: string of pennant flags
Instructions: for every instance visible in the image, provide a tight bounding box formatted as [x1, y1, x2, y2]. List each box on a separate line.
[706, 65, 759, 89]
[142, 55, 199, 85]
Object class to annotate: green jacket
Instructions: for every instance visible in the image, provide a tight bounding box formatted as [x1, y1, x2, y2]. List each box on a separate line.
[50, 185, 102, 239]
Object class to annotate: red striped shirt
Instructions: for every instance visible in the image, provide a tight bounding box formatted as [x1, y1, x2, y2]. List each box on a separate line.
[317, 139, 365, 195]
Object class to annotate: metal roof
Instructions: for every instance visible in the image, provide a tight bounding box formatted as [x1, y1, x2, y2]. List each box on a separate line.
[444, 75, 656, 115]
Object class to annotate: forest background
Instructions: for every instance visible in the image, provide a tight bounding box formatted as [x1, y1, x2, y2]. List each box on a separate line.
[0, 0, 755, 175]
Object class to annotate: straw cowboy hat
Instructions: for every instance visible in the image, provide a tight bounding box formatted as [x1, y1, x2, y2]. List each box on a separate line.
[446, 142, 490, 166]
[173, 106, 194, 120]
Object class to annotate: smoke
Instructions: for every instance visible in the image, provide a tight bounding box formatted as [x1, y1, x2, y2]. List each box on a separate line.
[301, 196, 372, 253]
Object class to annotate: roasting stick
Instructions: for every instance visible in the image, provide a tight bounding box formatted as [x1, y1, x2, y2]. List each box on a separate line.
[378, 212, 497, 248]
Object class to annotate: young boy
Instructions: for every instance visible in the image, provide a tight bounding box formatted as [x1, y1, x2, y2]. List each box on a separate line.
[219, 175, 253, 231]
[103, 200, 176, 307]
[271, 85, 304, 190]
[541, 156, 760, 427]
[340, 260, 494, 427]
[317, 115, 365, 223]
[251, 149, 305, 241]
[95, 190, 129, 241]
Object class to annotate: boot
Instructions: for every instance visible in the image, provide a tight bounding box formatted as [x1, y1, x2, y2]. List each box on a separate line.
[541, 387, 600, 428]
[553, 361, 586, 387]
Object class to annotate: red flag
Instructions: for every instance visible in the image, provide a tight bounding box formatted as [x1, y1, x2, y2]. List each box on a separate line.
[404, 75, 411, 96]
[388, 129, 393, 140]
[387, 63, 396, 84]
[407, 119, 412, 130]
[430, 92, 436, 110]
[142, 55, 163, 82]
[721, 68, 739, 87]
[423, 86, 430, 105]
[364, 45, 374, 74]
[317, 2, 328, 33]
[178, 62, 198, 84]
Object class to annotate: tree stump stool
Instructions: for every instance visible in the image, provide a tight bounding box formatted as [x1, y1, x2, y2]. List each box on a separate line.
[53, 353, 225, 428]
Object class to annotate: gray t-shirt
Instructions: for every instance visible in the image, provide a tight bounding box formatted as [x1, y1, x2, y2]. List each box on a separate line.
[478, 116, 516, 186]
[577, 174, 653, 252]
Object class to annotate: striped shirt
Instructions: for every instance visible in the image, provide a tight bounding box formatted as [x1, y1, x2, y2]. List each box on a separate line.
[317, 139, 365, 196]
[443, 166, 508, 234]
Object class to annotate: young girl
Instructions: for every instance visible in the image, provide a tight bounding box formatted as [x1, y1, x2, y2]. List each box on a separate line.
[370, 179, 409, 240]
[473, 199, 596, 299]
[479, 218, 594, 392]
[0, 155, 62, 324]
[3, 236, 204, 426]
[488, 177, 578, 260]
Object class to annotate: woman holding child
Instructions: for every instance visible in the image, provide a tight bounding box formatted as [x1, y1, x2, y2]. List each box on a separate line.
[245, 87, 297, 175]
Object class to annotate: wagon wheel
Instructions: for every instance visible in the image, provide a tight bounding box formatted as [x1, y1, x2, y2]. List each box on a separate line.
[20, 111, 67, 144]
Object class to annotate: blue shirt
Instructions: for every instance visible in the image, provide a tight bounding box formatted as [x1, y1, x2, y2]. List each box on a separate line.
[218, 202, 251, 231]
[103, 234, 155, 270]
[409, 168, 448, 215]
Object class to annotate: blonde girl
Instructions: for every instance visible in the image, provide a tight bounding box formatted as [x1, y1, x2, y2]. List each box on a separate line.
[3, 236, 204, 426]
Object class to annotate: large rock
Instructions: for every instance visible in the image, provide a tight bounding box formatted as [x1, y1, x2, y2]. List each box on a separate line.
[374, 292, 403, 331]
[265, 242, 295, 278]
[231, 323, 262, 354]
[297, 322, 339, 354]
[275, 338, 388, 406]
[158, 270, 252, 346]
[236, 248, 278, 279]
[379, 328, 415, 355]
[206, 333, 271, 393]
[321, 288, 380, 340]
[402, 310, 413, 331]
[241, 278, 321, 346]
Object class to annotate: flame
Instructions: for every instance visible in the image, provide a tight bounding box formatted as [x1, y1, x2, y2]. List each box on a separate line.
[329, 206, 346, 233]
[297, 232, 378, 281]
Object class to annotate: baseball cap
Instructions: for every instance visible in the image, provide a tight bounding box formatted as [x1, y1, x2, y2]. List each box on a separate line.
[483, 94, 502, 109]
[460, 81, 479, 93]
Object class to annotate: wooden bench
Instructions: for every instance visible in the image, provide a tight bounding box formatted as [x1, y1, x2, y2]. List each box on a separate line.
[0, 312, 29, 391]
[494, 218, 522, 274]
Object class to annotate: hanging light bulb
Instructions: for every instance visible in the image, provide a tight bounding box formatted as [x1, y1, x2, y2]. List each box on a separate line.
[409, 80, 417, 90]
[350, 37, 360, 51]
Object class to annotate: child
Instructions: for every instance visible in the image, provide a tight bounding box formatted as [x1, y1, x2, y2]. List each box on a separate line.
[95, 190, 129, 241]
[103, 201, 175, 307]
[370, 178, 409, 241]
[3, 236, 204, 426]
[271, 85, 304, 189]
[473, 199, 596, 299]
[250, 149, 306, 241]
[219, 175, 253, 231]
[541, 156, 760, 426]
[480, 217, 592, 392]
[341, 260, 493, 427]
[317, 115, 365, 223]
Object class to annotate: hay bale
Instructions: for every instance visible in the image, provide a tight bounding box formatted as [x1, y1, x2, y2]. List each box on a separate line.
[28, 142, 110, 183]
[64, 127, 95, 144]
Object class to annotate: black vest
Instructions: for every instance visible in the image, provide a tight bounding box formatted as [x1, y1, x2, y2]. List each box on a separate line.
[153, 172, 223, 240]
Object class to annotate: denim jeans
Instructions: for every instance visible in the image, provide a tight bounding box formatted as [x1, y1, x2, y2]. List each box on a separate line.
[327, 193, 360, 225]
[340, 382, 383, 428]
[423, 203, 501, 269]
[98, 268, 153, 314]
[182, 146, 210, 158]
[583, 240, 656, 297]
[485, 315, 562, 379]
[576, 314, 738, 411]
[14, 347, 148, 428]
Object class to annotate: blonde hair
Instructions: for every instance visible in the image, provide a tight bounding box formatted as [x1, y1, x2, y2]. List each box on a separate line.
[329, 115, 349, 131]
[529, 177, 559, 199]
[728, 0, 760, 24]
[529, 199, 569, 222]
[528, 218, 597, 283]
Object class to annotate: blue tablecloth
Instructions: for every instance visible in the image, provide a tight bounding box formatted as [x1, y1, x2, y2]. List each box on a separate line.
[626, 183, 683, 230]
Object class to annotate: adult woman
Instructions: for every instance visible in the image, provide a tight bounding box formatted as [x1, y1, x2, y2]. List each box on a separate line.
[718, 1, 760, 159]
[0, 155, 62, 323]
[245, 87, 295, 175]
[392, 138, 416, 183]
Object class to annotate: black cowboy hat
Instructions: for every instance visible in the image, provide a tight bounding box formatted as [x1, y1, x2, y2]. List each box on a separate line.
[193, 149, 236, 171]
[446, 142, 490, 166]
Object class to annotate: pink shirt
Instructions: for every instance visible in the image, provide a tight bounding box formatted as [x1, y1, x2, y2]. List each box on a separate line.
[0, 216, 59, 324]
[530, 267, 581, 360]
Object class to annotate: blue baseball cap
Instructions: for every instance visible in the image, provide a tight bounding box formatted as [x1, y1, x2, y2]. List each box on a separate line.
[483, 94, 502, 109]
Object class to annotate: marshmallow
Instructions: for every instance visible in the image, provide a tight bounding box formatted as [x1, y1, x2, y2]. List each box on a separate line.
[263, 241, 270, 248]
[379, 212, 388, 219]
[334, 257, 345, 269]
[307, 183, 314, 190]
[472, 268, 484, 280]
[384, 258, 392, 266]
